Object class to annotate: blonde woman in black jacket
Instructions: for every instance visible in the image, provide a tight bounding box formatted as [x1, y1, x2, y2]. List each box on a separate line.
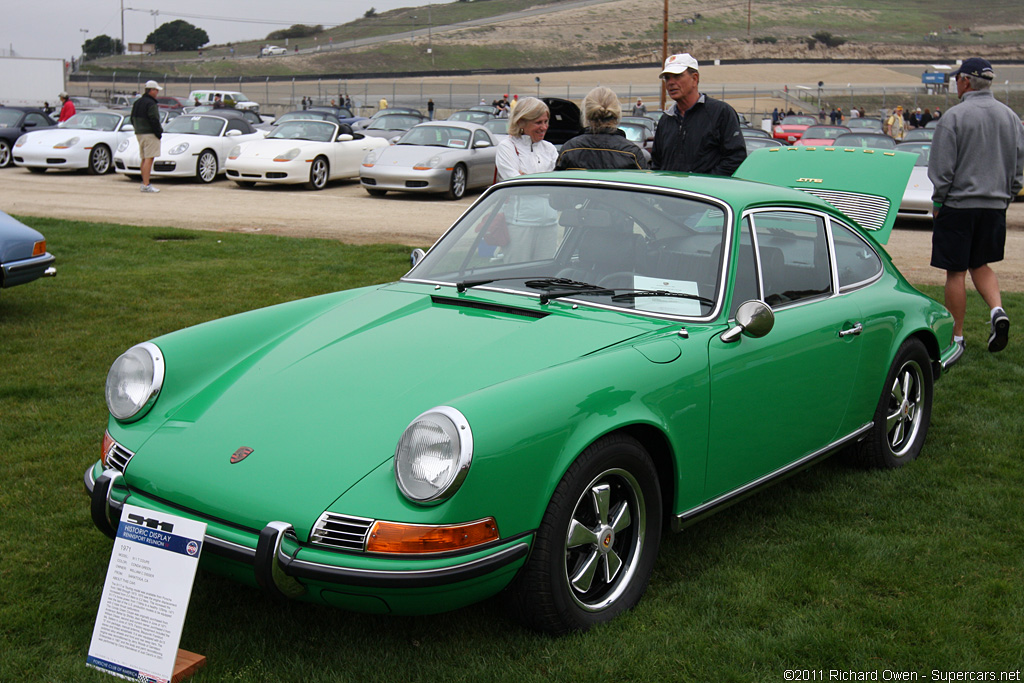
[556, 87, 649, 171]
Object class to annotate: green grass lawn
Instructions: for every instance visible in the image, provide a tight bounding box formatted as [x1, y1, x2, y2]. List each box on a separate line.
[1, 218, 1021, 682]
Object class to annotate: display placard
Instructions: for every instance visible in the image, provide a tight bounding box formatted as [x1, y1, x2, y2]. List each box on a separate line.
[87, 504, 206, 682]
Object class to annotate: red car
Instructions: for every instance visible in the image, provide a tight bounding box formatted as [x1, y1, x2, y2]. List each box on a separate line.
[157, 96, 189, 111]
[772, 115, 818, 144]
[793, 124, 851, 147]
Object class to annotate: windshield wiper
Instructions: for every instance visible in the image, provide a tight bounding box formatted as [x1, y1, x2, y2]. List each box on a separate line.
[456, 276, 603, 293]
[608, 289, 716, 306]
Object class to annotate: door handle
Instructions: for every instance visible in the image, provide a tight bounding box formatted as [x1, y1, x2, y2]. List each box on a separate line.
[838, 322, 863, 338]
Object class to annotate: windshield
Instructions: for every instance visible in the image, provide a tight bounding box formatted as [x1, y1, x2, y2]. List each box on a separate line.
[368, 115, 421, 131]
[61, 113, 121, 131]
[619, 124, 646, 144]
[277, 111, 333, 124]
[268, 120, 337, 142]
[0, 109, 25, 126]
[165, 115, 226, 136]
[406, 182, 727, 319]
[398, 125, 472, 149]
[782, 116, 816, 126]
[898, 142, 931, 167]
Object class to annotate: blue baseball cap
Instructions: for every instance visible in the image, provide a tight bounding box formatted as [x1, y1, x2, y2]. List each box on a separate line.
[952, 58, 994, 80]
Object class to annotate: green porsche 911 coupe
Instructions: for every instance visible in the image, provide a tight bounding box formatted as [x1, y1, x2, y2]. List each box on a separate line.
[87, 146, 960, 634]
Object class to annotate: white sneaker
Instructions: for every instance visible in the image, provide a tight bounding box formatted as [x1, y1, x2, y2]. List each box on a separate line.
[140, 184, 160, 193]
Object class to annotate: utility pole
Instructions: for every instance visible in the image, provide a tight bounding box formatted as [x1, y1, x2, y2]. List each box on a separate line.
[660, 0, 668, 110]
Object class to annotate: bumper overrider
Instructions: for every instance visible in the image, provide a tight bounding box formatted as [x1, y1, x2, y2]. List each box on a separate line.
[84, 464, 530, 611]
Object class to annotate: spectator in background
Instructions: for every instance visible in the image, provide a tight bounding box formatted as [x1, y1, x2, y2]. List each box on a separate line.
[885, 105, 907, 139]
[131, 80, 164, 194]
[494, 97, 559, 262]
[556, 86, 650, 171]
[928, 57, 1023, 353]
[57, 92, 75, 122]
[651, 53, 746, 175]
[632, 98, 647, 116]
[427, 98, 435, 120]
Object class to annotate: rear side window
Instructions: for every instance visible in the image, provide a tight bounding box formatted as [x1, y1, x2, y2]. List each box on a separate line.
[832, 220, 882, 291]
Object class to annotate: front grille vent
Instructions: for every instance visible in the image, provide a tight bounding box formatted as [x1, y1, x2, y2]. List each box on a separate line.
[310, 512, 375, 551]
[106, 443, 136, 472]
[799, 189, 890, 233]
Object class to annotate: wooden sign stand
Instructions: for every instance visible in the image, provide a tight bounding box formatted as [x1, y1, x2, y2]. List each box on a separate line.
[171, 649, 207, 683]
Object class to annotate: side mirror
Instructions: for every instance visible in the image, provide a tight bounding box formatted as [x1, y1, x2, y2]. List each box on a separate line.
[225, 129, 242, 137]
[473, 140, 492, 149]
[122, 124, 134, 132]
[409, 248, 426, 268]
[337, 134, 354, 141]
[721, 300, 774, 343]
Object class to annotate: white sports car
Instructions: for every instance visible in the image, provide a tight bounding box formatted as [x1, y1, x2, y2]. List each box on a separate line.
[113, 112, 264, 183]
[13, 110, 131, 175]
[895, 141, 933, 220]
[225, 119, 388, 190]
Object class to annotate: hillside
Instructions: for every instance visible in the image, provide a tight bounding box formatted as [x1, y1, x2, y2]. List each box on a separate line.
[78, 0, 1024, 78]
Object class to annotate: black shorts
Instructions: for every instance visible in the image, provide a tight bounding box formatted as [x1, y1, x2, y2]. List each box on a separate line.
[931, 206, 1006, 271]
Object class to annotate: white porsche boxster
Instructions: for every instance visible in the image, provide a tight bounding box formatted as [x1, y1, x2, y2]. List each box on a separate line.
[14, 110, 131, 175]
[225, 119, 388, 190]
[113, 111, 264, 183]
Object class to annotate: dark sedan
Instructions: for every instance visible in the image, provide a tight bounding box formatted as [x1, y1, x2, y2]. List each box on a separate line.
[0, 107, 56, 167]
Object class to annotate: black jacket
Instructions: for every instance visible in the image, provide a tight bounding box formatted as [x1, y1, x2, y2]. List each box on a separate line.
[555, 129, 649, 171]
[651, 94, 746, 175]
[130, 93, 163, 138]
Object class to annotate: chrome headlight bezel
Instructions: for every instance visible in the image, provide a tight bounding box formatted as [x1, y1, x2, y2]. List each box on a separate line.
[105, 342, 165, 422]
[394, 406, 473, 505]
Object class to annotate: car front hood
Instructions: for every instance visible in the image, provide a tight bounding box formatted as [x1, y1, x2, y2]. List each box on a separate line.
[125, 284, 651, 534]
[235, 138, 321, 159]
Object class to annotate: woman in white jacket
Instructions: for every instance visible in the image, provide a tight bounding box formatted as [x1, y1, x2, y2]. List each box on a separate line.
[494, 97, 559, 262]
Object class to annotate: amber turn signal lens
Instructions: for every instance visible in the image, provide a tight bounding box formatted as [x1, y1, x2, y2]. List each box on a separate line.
[366, 517, 499, 554]
[32, 240, 46, 257]
[101, 431, 115, 464]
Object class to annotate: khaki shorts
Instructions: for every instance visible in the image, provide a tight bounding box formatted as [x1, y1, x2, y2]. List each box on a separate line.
[137, 133, 161, 159]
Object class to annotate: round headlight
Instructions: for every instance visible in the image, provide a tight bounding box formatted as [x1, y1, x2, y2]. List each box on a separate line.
[394, 407, 472, 504]
[105, 342, 164, 422]
[117, 138, 131, 152]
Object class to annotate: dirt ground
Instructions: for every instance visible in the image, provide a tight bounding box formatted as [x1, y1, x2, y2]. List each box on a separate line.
[4, 166, 1022, 292]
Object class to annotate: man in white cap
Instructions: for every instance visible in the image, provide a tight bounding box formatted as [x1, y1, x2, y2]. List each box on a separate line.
[651, 53, 746, 175]
[130, 80, 164, 193]
[928, 57, 1022, 353]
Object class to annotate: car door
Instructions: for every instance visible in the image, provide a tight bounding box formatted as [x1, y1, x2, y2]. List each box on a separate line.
[330, 130, 376, 179]
[704, 210, 865, 499]
[468, 129, 496, 187]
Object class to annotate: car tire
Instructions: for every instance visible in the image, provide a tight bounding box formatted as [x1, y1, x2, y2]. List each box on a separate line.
[365, 188, 387, 197]
[507, 433, 662, 634]
[0, 139, 11, 167]
[307, 156, 329, 190]
[446, 164, 467, 200]
[196, 150, 218, 183]
[88, 144, 112, 175]
[853, 337, 933, 468]
[27, 166, 47, 174]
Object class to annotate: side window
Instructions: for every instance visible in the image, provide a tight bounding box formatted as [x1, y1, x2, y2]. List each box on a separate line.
[27, 114, 49, 127]
[730, 216, 759, 318]
[472, 130, 490, 148]
[750, 211, 832, 307]
[832, 220, 882, 291]
[226, 120, 247, 134]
